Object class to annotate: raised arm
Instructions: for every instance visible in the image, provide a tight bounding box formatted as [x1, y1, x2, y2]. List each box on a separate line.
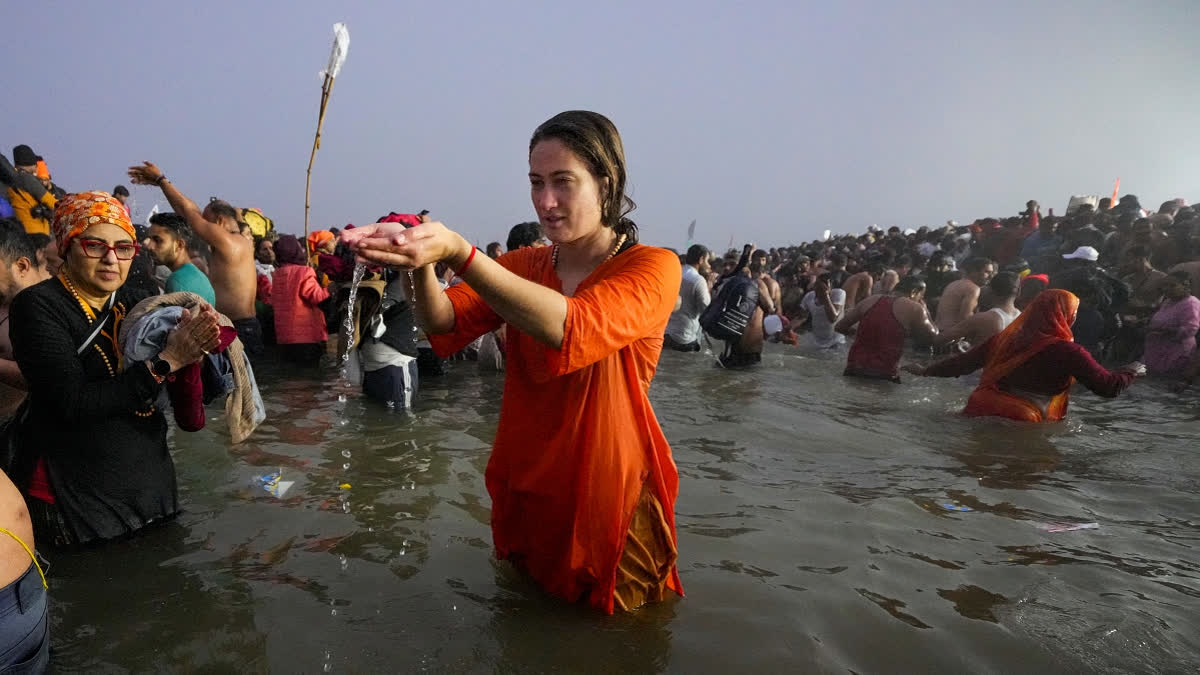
[127, 162, 239, 253]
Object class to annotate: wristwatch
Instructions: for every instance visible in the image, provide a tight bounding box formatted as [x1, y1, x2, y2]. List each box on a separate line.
[151, 359, 172, 378]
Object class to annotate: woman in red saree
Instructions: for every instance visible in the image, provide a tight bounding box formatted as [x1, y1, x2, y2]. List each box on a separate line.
[906, 289, 1144, 421]
[342, 111, 682, 613]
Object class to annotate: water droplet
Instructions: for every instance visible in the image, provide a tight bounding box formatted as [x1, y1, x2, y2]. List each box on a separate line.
[331, 607, 338, 616]
[342, 462, 351, 470]
[452, 605, 457, 611]
[337, 394, 347, 403]
[402, 539, 408, 546]
[341, 450, 352, 458]
[399, 549, 406, 556]
[367, 527, 374, 532]
[342, 501, 351, 514]
[386, 400, 395, 409]
[339, 554, 348, 572]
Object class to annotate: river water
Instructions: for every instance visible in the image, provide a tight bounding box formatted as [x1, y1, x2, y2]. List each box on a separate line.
[45, 344, 1200, 673]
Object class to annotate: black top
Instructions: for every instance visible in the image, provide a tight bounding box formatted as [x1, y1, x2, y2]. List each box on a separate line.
[10, 277, 178, 545]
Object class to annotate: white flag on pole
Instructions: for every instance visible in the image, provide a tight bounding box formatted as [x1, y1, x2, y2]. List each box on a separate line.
[322, 23, 350, 80]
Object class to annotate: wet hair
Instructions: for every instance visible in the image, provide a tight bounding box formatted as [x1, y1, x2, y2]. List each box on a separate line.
[113, 185, 130, 197]
[963, 257, 994, 273]
[149, 212, 192, 245]
[894, 276, 926, 296]
[506, 221, 543, 251]
[0, 224, 40, 267]
[989, 271, 1020, 298]
[205, 199, 240, 224]
[529, 110, 637, 243]
[685, 244, 710, 266]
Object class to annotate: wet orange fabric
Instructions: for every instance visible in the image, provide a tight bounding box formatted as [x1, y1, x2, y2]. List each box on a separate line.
[428, 244, 684, 614]
[963, 289, 1079, 422]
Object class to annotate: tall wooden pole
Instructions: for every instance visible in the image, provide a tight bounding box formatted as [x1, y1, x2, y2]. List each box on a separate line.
[304, 74, 335, 258]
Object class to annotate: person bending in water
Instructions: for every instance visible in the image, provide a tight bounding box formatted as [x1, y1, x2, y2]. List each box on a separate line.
[836, 276, 937, 382]
[905, 289, 1144, 422]
[933, 271, 1021, 352]
[343, 111, 683, 614]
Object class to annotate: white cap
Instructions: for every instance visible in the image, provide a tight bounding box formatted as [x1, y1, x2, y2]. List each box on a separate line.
[1062, 246, 1099, 262]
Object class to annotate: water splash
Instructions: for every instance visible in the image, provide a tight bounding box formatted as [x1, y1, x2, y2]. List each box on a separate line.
[341, 263, 368, 367]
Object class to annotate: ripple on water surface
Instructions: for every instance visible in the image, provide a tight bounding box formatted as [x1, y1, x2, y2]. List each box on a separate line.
[45, 345, 1200, 672]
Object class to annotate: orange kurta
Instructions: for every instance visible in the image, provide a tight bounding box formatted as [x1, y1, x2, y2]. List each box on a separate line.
[428, 244, 684, 613]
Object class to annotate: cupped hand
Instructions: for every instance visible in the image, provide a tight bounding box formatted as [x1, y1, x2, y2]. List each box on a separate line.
[127, 161, 164, 185]
[342, 221, 470, 271]
[161, 307, 222, 370]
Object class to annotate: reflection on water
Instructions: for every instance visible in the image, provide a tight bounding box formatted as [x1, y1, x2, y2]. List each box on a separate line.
[46, 345, 1200, 672]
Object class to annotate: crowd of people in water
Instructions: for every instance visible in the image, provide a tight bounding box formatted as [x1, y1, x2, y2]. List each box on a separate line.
[2, 118, 1199, 669]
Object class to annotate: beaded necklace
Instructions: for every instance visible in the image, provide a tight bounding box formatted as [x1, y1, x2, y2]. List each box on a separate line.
[551, 232, 627, 270]
[59, 272, 155, 417]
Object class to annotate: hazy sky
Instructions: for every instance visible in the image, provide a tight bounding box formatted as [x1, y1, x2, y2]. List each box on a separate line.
[5, 1, 1199, 248]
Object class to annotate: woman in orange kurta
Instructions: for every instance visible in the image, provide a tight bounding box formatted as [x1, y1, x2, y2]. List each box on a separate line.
[343, 111, 683, 613]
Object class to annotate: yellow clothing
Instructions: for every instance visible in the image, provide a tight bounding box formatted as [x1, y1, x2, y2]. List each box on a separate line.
[6, 187, 55, 235]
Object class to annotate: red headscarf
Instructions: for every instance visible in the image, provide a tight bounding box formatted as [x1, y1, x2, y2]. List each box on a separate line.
[980, 289, 1079, 388]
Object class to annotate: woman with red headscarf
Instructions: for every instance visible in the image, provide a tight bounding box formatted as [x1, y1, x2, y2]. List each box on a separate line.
[906, 289, 1145, 421]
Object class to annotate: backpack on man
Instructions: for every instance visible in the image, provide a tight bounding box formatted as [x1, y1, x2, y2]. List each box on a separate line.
[699, 275, 760, 341]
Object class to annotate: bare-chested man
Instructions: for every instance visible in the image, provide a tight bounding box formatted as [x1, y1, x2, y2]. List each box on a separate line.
[721, 266, 774, 368]
[128, 162, 263, 356]
[934, 271, 1020, 351]
[842, 262, 884, 310]
[934, 257, 996, 331]
[750, 261, 782, 321]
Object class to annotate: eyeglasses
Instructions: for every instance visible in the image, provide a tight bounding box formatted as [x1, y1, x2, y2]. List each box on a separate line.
[77, 238, 141, 260]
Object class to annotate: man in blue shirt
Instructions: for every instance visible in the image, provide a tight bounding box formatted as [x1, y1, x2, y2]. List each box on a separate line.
[143, 212, 217, 305]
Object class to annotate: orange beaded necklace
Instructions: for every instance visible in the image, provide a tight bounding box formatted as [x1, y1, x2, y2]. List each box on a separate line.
[59, 272, 155, 417]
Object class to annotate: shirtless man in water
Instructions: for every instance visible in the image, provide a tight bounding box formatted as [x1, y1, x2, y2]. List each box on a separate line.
[841, 262, 883, 310]
[128, 162, 263, 356]
[934, 271, 1020, 351]
[935, 256, 995, 331]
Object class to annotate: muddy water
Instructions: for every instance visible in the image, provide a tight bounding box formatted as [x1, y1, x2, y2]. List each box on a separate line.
[45, 345, 1200, 672]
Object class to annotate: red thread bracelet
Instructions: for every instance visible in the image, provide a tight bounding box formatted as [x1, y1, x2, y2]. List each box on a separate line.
[455, 246, 478, 276]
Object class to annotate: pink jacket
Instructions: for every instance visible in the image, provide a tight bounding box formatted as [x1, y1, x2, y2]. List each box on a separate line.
[272, 264, 330, 344]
